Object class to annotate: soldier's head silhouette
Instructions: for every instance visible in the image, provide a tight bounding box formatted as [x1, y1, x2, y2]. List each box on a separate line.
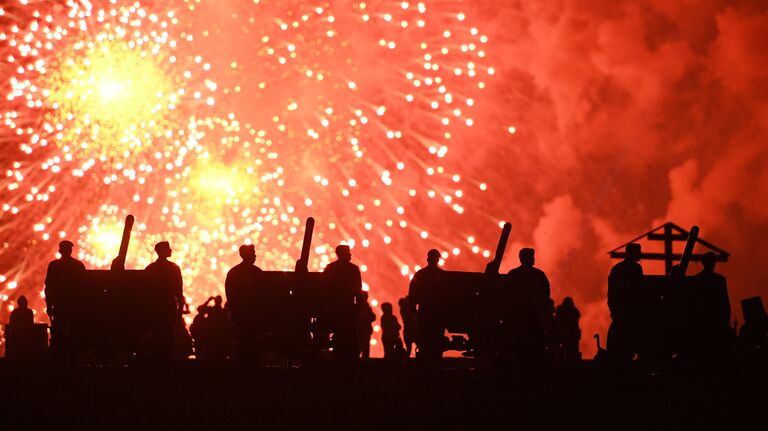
[702, 251, 717, 271]
[381, 302, 393, 315]
[58, 240, 74, 257]
[154, 241, 172, 259]
[561, 296, 575, 309]
[214, 295, 223, 307]
[625, 243, 641, 262]
[336, 245, 352, 262]
[17, 295, 28, 309]
[239, 244, 256, 264]
[519, 248, 535, 267]
[427, 249, 440, 266]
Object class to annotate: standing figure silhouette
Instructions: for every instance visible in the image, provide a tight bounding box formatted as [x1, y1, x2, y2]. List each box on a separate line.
[45, 240, 85, 362]
[607, 243, 644, 367]
[144, 241, 186, 362]
[324, 245, 363, 362]
[507, 248, 551, 366]
[409, 249, 445, 364]
[225, 244, 263, 364]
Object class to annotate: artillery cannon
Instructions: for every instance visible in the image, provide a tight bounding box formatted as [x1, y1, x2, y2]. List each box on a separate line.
[72, 215, 156, 362]
[227, 217, 333, 361]
[610, 224, 732, 365]
[431, 223, 550, 356]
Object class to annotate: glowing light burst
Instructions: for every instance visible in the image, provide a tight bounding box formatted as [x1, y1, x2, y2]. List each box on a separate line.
[0, 0, 217, 326]
[46, 39, 176, 157]
[186, 0, 497, 281]
[0, 0, 497, 351]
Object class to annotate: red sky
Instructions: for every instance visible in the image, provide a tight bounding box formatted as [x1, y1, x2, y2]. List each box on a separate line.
[458, 0, 768, 354]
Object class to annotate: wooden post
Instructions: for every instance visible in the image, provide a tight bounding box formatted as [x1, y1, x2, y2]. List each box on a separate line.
[663, 223, 673, 276]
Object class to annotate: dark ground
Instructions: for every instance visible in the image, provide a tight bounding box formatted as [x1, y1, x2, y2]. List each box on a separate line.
[2, 357, 767, 430]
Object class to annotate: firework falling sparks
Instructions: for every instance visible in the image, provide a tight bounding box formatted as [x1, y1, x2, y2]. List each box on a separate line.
[0, 0, 498, 346]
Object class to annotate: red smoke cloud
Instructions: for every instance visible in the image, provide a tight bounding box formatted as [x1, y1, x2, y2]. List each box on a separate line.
[459, 0, 768, 354]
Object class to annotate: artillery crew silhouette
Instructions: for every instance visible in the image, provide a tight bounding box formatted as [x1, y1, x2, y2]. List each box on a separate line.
[45, 240, 86, 361]
[24, 214, 745, 371]
[607, 243, 644, 366]
[606, 224, 736, 370]
[323, 244, 365, 361]
[408, 249, 445, 363]
[225, 244, 263, 363]
[144, 241, 186, 362]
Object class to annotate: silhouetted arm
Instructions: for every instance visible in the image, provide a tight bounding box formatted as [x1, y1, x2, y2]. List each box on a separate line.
[224, 269, 234, 302]
[353, 266, 363, 304]
[407, 275, 418, 315]
[174, 265, 185, 314]
[44, 262, 56, 316]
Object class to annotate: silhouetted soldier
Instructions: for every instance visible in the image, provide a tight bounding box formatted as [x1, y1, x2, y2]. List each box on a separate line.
[738, 297, 768, 351]
[508, 248, 551, 297]
[380, 302, 403, 359]
[356, 291, 376, 359]
[554, 297, 581, 362]
[507, 248, 551, 365]
[45, 240, 85, 361]
[145, 241, 186, 362]
[607, 243, 643, 366]
[10, 295, 34, 326]
[7, 295, 46, 361]
[542, 297, 557, 360]
[693, 252, 731, 364]
[225, 244, 263, 363]
[174, 313, 193, 360]
[398, 296, 417, 357]
[324, 245, 363, 361]
[409, 249, 444, 363]
[190, 298, 212, 359]
[191, 295, 231, 361]
[207, 295, 231, 359]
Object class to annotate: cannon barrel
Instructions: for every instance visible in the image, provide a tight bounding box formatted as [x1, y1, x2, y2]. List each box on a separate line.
[110, 215, 134, 271]
[295, 217, 315, 272]
[485, 222, 512, 274]
[677, 225, 699, 276]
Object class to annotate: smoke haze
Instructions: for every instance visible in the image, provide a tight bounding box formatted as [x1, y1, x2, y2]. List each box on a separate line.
[461, 0, 768, 354]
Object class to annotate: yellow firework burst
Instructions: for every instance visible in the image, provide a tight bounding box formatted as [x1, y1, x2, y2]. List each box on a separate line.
[45, 39, 177, 158]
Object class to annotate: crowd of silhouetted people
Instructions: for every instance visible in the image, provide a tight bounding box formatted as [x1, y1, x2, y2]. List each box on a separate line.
[3, 238, 767, 371]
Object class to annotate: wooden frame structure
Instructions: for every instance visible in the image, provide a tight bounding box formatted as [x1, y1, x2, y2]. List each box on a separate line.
[608, 222, 729, 275]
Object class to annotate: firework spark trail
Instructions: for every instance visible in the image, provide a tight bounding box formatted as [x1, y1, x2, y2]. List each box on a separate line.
[184, 0, 498, 267]
[0, 0, 499, 350]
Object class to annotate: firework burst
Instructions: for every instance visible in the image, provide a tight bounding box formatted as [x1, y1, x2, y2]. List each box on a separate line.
[0, 0, 497, 348]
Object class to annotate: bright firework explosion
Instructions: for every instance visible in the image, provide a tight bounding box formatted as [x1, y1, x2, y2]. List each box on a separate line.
[0, 0, 496, 352]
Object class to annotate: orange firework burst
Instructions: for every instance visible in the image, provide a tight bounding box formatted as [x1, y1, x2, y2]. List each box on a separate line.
[0, 0, 498, 355]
